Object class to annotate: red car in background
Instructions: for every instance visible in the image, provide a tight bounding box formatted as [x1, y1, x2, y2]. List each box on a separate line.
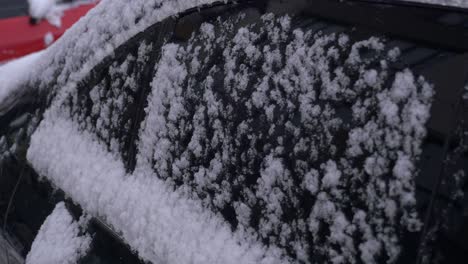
[0, 0, 97, 63]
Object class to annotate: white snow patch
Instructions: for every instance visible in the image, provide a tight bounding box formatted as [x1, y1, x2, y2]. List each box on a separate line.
[27, 117, 290, 264]
[321, 160, 342, 189]
[0, 51, 44, 115]
[28, 0, 64, 27]
[44, 32, 55, 46]
[463, 85, 468, 100]
[391, 70, 417, 102]
[363, 69, 378, 87]
[407, 0, 468, 8]
[1, 0, 234, 119]
[28, 0, 57, 19]
[25, 202, 90, 264]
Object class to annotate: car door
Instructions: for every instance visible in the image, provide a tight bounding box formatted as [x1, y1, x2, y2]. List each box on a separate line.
[1, 0, 468, 263]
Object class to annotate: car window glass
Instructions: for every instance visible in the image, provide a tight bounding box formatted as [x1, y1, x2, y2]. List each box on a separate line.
[62, 19, 175, 171]
[136, 7, 435, 263]
[417, 84, 468, 262]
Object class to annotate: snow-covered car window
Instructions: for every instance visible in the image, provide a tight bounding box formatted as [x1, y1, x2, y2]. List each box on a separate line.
[10, 1, 466, 264]
[135, 9, 433, 263]
[66, 43, 152, 169]
[63, 20, 174, 171]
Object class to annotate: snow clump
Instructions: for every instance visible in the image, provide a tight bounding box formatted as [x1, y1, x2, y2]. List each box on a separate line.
[25, 202, 90, 264]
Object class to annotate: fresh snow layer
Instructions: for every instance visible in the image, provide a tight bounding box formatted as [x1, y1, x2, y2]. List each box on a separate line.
[22, 0, 435, 263]
[44, 32, 55, 47]
[0, 51, 44, 115]
[28, 0, 63, 27]
[27, 0, 221, 93]
[27, 117, 289, 264]
[0, 0, 220, 117]
[131, 14, 431, 263]
[28, 0, 57, 19]
[1, 0, 463, 117]
[25, 202, 90, 264]
[27, 11, 434, 263]
[407, 0, 468, 7]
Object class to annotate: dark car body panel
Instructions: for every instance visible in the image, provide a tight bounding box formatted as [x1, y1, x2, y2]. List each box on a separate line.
[0, 0, 467, 263]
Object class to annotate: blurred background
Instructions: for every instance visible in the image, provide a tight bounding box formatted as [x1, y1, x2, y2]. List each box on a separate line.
[0, 0, 98, 63]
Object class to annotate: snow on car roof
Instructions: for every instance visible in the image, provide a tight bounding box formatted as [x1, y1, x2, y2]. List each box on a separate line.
[0, 0, 221, 116]
[0, 50, 44, 115]
[28, 0, 222, 87]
